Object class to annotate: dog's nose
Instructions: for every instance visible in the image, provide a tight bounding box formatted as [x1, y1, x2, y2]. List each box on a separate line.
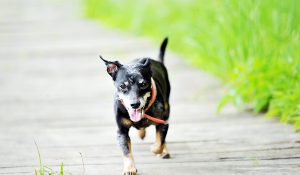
[131, 102, 140, 109]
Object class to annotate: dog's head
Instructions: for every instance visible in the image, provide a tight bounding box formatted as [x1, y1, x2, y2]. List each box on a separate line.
[100, 56, 152, 122]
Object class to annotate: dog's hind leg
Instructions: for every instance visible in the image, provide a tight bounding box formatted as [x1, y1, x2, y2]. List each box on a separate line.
[151, 124, 170, 159]
[117, 128, 137, 175]
[138, 128, 146, 140]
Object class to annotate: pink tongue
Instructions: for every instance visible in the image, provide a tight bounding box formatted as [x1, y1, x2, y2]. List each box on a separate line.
[130, 109, 142, 122]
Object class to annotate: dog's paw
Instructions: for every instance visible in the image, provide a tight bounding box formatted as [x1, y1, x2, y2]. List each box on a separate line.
[151, 144, 164, 155]
[123, 168, 137, 175]
[123, 156, 137, 175]
[151, 144, 171, 159]
[160, 152, 171, 159]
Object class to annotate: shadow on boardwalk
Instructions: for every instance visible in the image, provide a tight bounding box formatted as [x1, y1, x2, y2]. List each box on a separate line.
[0, 0, 299, 174]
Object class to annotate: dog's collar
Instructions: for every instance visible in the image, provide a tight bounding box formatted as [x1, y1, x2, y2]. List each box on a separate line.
[143, 78, 168, 125]
[144, 78, 157, 112]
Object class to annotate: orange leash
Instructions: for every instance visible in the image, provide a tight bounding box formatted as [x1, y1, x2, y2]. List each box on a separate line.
[144, 114, 168, 125]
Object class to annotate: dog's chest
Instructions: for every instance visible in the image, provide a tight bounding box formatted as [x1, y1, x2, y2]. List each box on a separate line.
[131, 118, 153, 129]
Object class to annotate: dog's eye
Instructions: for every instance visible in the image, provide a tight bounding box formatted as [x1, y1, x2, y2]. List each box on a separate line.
[140, 82, 149, 89]
[120, 84, 127, 90]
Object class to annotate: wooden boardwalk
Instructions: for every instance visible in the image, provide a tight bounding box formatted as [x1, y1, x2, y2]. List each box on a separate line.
[0, 0, 299, 174]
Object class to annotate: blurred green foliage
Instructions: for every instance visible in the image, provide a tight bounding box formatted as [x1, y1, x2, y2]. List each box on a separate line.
[83, 0, 300, 130]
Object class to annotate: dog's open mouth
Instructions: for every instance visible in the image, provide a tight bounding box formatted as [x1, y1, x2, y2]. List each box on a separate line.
[129, 108, 144, 122]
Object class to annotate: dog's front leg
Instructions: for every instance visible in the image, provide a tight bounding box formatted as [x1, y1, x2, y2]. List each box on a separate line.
[151, 124, 170, 159]
[117, 128, 137, 175]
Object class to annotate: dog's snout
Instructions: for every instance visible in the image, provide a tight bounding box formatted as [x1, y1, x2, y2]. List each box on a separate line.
[131, 102, 140, 109]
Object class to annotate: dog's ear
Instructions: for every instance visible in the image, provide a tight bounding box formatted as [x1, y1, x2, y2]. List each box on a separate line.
[139, 58, 150, 68]
[99, 55, 122, 79]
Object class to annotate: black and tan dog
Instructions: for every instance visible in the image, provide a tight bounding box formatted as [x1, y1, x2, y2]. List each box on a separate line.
[100, 37, 171, 175]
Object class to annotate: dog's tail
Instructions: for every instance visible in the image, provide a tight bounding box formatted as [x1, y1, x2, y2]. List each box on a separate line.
[158, 37, 168, 63]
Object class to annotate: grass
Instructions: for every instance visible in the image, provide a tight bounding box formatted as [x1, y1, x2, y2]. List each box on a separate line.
[82, 0, 300, 130]
[34, 141, 83, 175]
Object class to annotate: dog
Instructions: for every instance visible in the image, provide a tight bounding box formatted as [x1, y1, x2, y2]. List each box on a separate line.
[100, 37, 171, 175]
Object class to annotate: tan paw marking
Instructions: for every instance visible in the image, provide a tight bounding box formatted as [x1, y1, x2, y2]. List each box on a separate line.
[151, 143, 164, 154]
[151, 144, 170, 159]
[123, 168, 137, 175]
[123, 156, 137, 175]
